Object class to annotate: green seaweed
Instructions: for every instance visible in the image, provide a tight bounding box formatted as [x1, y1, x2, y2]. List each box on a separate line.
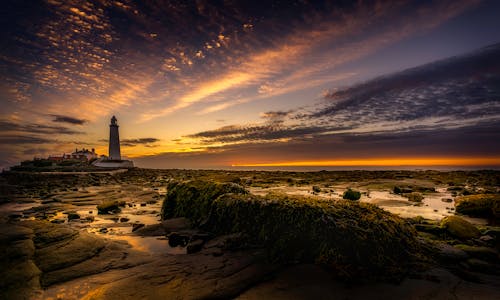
[162, 180, 421, 281]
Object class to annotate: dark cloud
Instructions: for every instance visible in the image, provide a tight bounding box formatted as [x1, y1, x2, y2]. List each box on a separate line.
[121, 138, 160, 147]
[185, 44, 500, 148]
[186, 123, 330, 144]
[0, 120, 83, 135]
[0, 135, 55, 145]
[313, 43, 500, 127]
[50, 115, 87, 125]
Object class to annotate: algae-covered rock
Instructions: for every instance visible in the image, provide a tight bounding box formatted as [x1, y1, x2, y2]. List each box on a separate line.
[453, 244, 499, 263]
[161, 180, 247, 225]
[97, 200, 125, 214]
[454, 194, 500, 218]
[342, 188, 361, 200]
[163, 180, 421, 280]
[440, 216, 480, 240]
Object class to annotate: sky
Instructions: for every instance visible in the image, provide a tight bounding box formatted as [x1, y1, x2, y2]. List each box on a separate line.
[1, 0, 500, 169]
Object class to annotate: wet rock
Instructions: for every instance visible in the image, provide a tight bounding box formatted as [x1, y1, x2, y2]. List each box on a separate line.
[480, 235, 495, 243]
[161, 217, 191, 233]
[97, 200, 125, 214]
[187, 239, 205, 254]
[484, 229, 500, 240]
[35, 232, 106, 272]
[134, 223, 165, 236]
[99, 228, 108, 233]
[415, 224, 444, 235]
[436, 243, 469, 262]
[454, 244, 499, 263]
[440, 216, 480, 240]
[132, 223, 145, 232]
[454, 194, 500, 219]
[67, 212, 80, 220]
[168, 232, 190, 247]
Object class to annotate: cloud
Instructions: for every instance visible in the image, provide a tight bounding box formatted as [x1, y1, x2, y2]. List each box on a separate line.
[50, 114, 87, 125]
[121, 138, 160, 147]
[0, 135, 55, 145]
[185, 43, 500, 148]
[0, 120, 84, 135]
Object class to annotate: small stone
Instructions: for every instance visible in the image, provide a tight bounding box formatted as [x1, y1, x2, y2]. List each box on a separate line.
[168, 232, 189, 247]
[441, 198, 453, 203]
[67, 212, 80, 220]
[120, 217, 130, 222]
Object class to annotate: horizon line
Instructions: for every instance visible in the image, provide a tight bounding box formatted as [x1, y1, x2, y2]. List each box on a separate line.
[231, 157, 500, 167]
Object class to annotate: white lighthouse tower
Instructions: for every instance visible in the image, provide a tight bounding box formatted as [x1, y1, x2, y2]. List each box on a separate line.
[109, 115, 121, 160]
[93, 115, 133, 168]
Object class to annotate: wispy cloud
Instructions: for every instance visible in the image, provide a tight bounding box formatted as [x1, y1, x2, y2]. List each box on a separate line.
[121, 138, 160, 147]
[50, 114, 87, 125]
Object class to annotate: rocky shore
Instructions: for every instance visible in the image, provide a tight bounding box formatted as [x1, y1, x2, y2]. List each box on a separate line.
[1, 169, 499, 299]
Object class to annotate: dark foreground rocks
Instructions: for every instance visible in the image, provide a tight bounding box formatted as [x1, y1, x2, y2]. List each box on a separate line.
[162, 180, 422, 281]
[0, 220, 149, 299]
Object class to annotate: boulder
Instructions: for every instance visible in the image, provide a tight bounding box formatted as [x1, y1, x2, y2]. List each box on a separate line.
[454, 194, 500, 218]
[440, 216, 480, 240]
[436, 243, 468, 262]
[453, 244, 499, 263]
[168, 232, 190, 247]
[97, 200, 125, 214]
[161, 217, 191, 233]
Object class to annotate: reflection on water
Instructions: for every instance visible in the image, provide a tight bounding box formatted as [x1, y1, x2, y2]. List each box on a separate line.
[106, 235, 186, 255]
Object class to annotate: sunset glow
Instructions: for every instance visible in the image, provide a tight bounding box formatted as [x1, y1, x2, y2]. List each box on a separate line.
[1, 0, 500, 169]
[232, 157, 500, 168]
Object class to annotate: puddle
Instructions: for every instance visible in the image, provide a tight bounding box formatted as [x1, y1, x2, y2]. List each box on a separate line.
[106, 235, 186, 255]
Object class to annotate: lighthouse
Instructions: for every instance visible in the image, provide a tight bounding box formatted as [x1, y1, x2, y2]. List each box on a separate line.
[93, 115, 133, 168]
[109, 116, 121, 160]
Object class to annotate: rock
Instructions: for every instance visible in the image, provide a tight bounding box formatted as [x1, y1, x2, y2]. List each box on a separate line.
[168, 232, 189, 247]
[120, 217, 130, 222]
[134, 224, 165, 236]
[35, 232, 106, 272]
[187, 239, 205, 254]
[50, 219, 65, 224]
[415, 224, 444, 235]
[406, 192, 424, 202]
[436, 243, 469, 262]
[484, 229, 500, 240]
[99, 228, 108, 233]
[454, 194, 500, 218]
[0, 225, 33, 242]
[480, 235, 495, 243]
[162, 217, 192, 233]
[464, 258, 499, 274]
[440, 216, 480, 240]
[67, 212, 80, 220]
[441, 198, 453, 203]
[453, 244, 499, 263]
[97, 200, 125, 214]
[132, 223, 145, 232]
[140, 203, 146, 207]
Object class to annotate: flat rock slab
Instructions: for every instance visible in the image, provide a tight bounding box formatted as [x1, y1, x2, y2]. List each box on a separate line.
[41, 248, 277, 300]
